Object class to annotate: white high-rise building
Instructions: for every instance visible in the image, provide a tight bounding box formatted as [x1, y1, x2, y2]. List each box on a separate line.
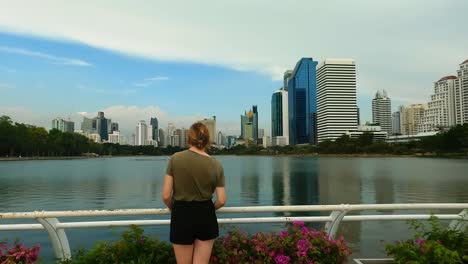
[419, 76, 457, 132]
[317, 58, 358, 142]
[136, 120, 148, 146]
[146, 125, 157, 146]
[455, 59, 468, 125]
[166, 123, 176, 146]
[372, 90, 392, 134]
[199, 117, 216, 144]
[108, 131, 120, 144]
[217, 131, 225, 146]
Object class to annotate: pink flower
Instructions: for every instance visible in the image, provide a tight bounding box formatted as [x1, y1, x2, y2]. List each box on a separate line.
[297, 239, 310, 251]
[278, 231, 288, 238]
[421, 247, 427, 254]
[255, 245, 262, 252]
[293, 221, 305, 226]
[275, 254, 290, 264]
[414, 238, 425, 246]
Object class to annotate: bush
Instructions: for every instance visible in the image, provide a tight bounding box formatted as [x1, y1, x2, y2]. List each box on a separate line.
[62, 225, 175, 264]
[0, 242, 40, 264]
[54, 223, 350, 263]
[211, 221, 350, 263]
[385, 216, 468, 263]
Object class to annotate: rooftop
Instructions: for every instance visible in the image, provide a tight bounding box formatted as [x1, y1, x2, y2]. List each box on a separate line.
[462, 59, 468, 64]
[438, 75, 457, 82]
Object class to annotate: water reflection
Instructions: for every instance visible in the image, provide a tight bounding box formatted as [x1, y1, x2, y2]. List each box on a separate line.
[271, 157, 319, 217]
[240, 158, 260, 204]
[1, 156, 468, 260]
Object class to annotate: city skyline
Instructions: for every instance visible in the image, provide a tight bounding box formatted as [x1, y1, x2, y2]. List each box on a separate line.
[1, 1, 467, 137]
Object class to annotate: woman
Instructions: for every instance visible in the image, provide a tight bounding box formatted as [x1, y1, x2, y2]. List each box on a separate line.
[162, 122, 227, 264]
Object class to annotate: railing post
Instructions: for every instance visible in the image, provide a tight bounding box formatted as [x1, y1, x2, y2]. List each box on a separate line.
[325, 207, 349, 239]
[36, 218, 71, 261]
[449, 209, 468, 232]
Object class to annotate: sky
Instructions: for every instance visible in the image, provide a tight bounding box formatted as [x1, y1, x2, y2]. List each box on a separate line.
[0, 0, 467, 138]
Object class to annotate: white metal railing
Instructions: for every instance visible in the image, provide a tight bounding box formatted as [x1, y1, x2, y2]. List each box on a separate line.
[1, 203, 467, 261]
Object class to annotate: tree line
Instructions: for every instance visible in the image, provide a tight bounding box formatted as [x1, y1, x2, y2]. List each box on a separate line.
[213, 124, 468, 156]
[0, 116, 182, 157]
[1, 115, 467, 157]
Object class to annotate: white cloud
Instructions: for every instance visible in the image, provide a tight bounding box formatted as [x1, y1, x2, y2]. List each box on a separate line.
[144, 76, 169, 81]
[134, 76, 169, 87]
[0, 46, 91, 66]
[0, 0, 467, 111]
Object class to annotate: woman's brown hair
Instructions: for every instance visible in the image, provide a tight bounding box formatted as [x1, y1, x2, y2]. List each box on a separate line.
[188, 122, 210, 150]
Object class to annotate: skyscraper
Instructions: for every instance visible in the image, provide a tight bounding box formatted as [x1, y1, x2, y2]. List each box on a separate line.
[316, 59, 358, 142]
[420, 76, 457, 132]
[166, 123, 176, 146]
[391, 111, 401, 135]
[111, 122, 119, 133]
[283, 70, 293, 91]
[241, 107, 258, 141]
[95, 111, 111, 141]
[271, 88, 289, 145]
[172, 129, 188, 148]
[150, 117, 159, 141]
[159, 128, 166, 147]
[252, 106, 258, 139]
[81, 112, 112, 141]
[288, 58, 318, 145]
[401, 104, 425, 135]
[372, 90, 392, 134]
[455, 59, 468, 125]
[52, 118, 74, 133]
[199, 116, 216, 144]
[136, 120, 148, 146]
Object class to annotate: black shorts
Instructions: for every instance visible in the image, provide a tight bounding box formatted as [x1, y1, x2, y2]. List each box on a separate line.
[170, 200, 219, 245]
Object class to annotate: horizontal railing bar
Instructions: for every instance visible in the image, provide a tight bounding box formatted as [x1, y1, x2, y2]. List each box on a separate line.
[57, 220, 170, 228]
[1, 214, 465, 231]
[342, 214, 463, 221]
[0, 224, 44, 231]
[1, 203, 466, 219]
[56, 217, 332, 228]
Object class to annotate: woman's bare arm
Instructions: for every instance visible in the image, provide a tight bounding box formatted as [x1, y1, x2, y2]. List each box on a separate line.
[162, 175, 173, 210]
[214, 186, 226, 210]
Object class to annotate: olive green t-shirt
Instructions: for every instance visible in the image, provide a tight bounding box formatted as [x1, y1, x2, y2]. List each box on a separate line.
[166, 150, 225, 201]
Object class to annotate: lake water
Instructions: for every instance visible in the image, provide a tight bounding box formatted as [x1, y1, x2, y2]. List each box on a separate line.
[1, 156, 467, 262]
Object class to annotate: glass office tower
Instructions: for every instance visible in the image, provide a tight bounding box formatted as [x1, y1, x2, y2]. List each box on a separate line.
[288, 58, 318, 145]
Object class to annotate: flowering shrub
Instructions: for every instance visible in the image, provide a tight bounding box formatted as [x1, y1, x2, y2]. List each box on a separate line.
[62, 225, 175, 264]
[385, 216, 468, 263]
[211, 221, 351, 264]
[0, 242, 40, 264]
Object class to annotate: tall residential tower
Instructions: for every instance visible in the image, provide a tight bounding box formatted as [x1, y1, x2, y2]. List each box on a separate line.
[372, 91, 392, 134]
[316, 59, 358, 142]
[455, 59, 468, 125]
[420, 76, 457, 132]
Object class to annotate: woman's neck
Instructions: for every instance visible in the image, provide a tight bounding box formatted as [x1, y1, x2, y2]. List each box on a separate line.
[189, 146, 210, 156]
